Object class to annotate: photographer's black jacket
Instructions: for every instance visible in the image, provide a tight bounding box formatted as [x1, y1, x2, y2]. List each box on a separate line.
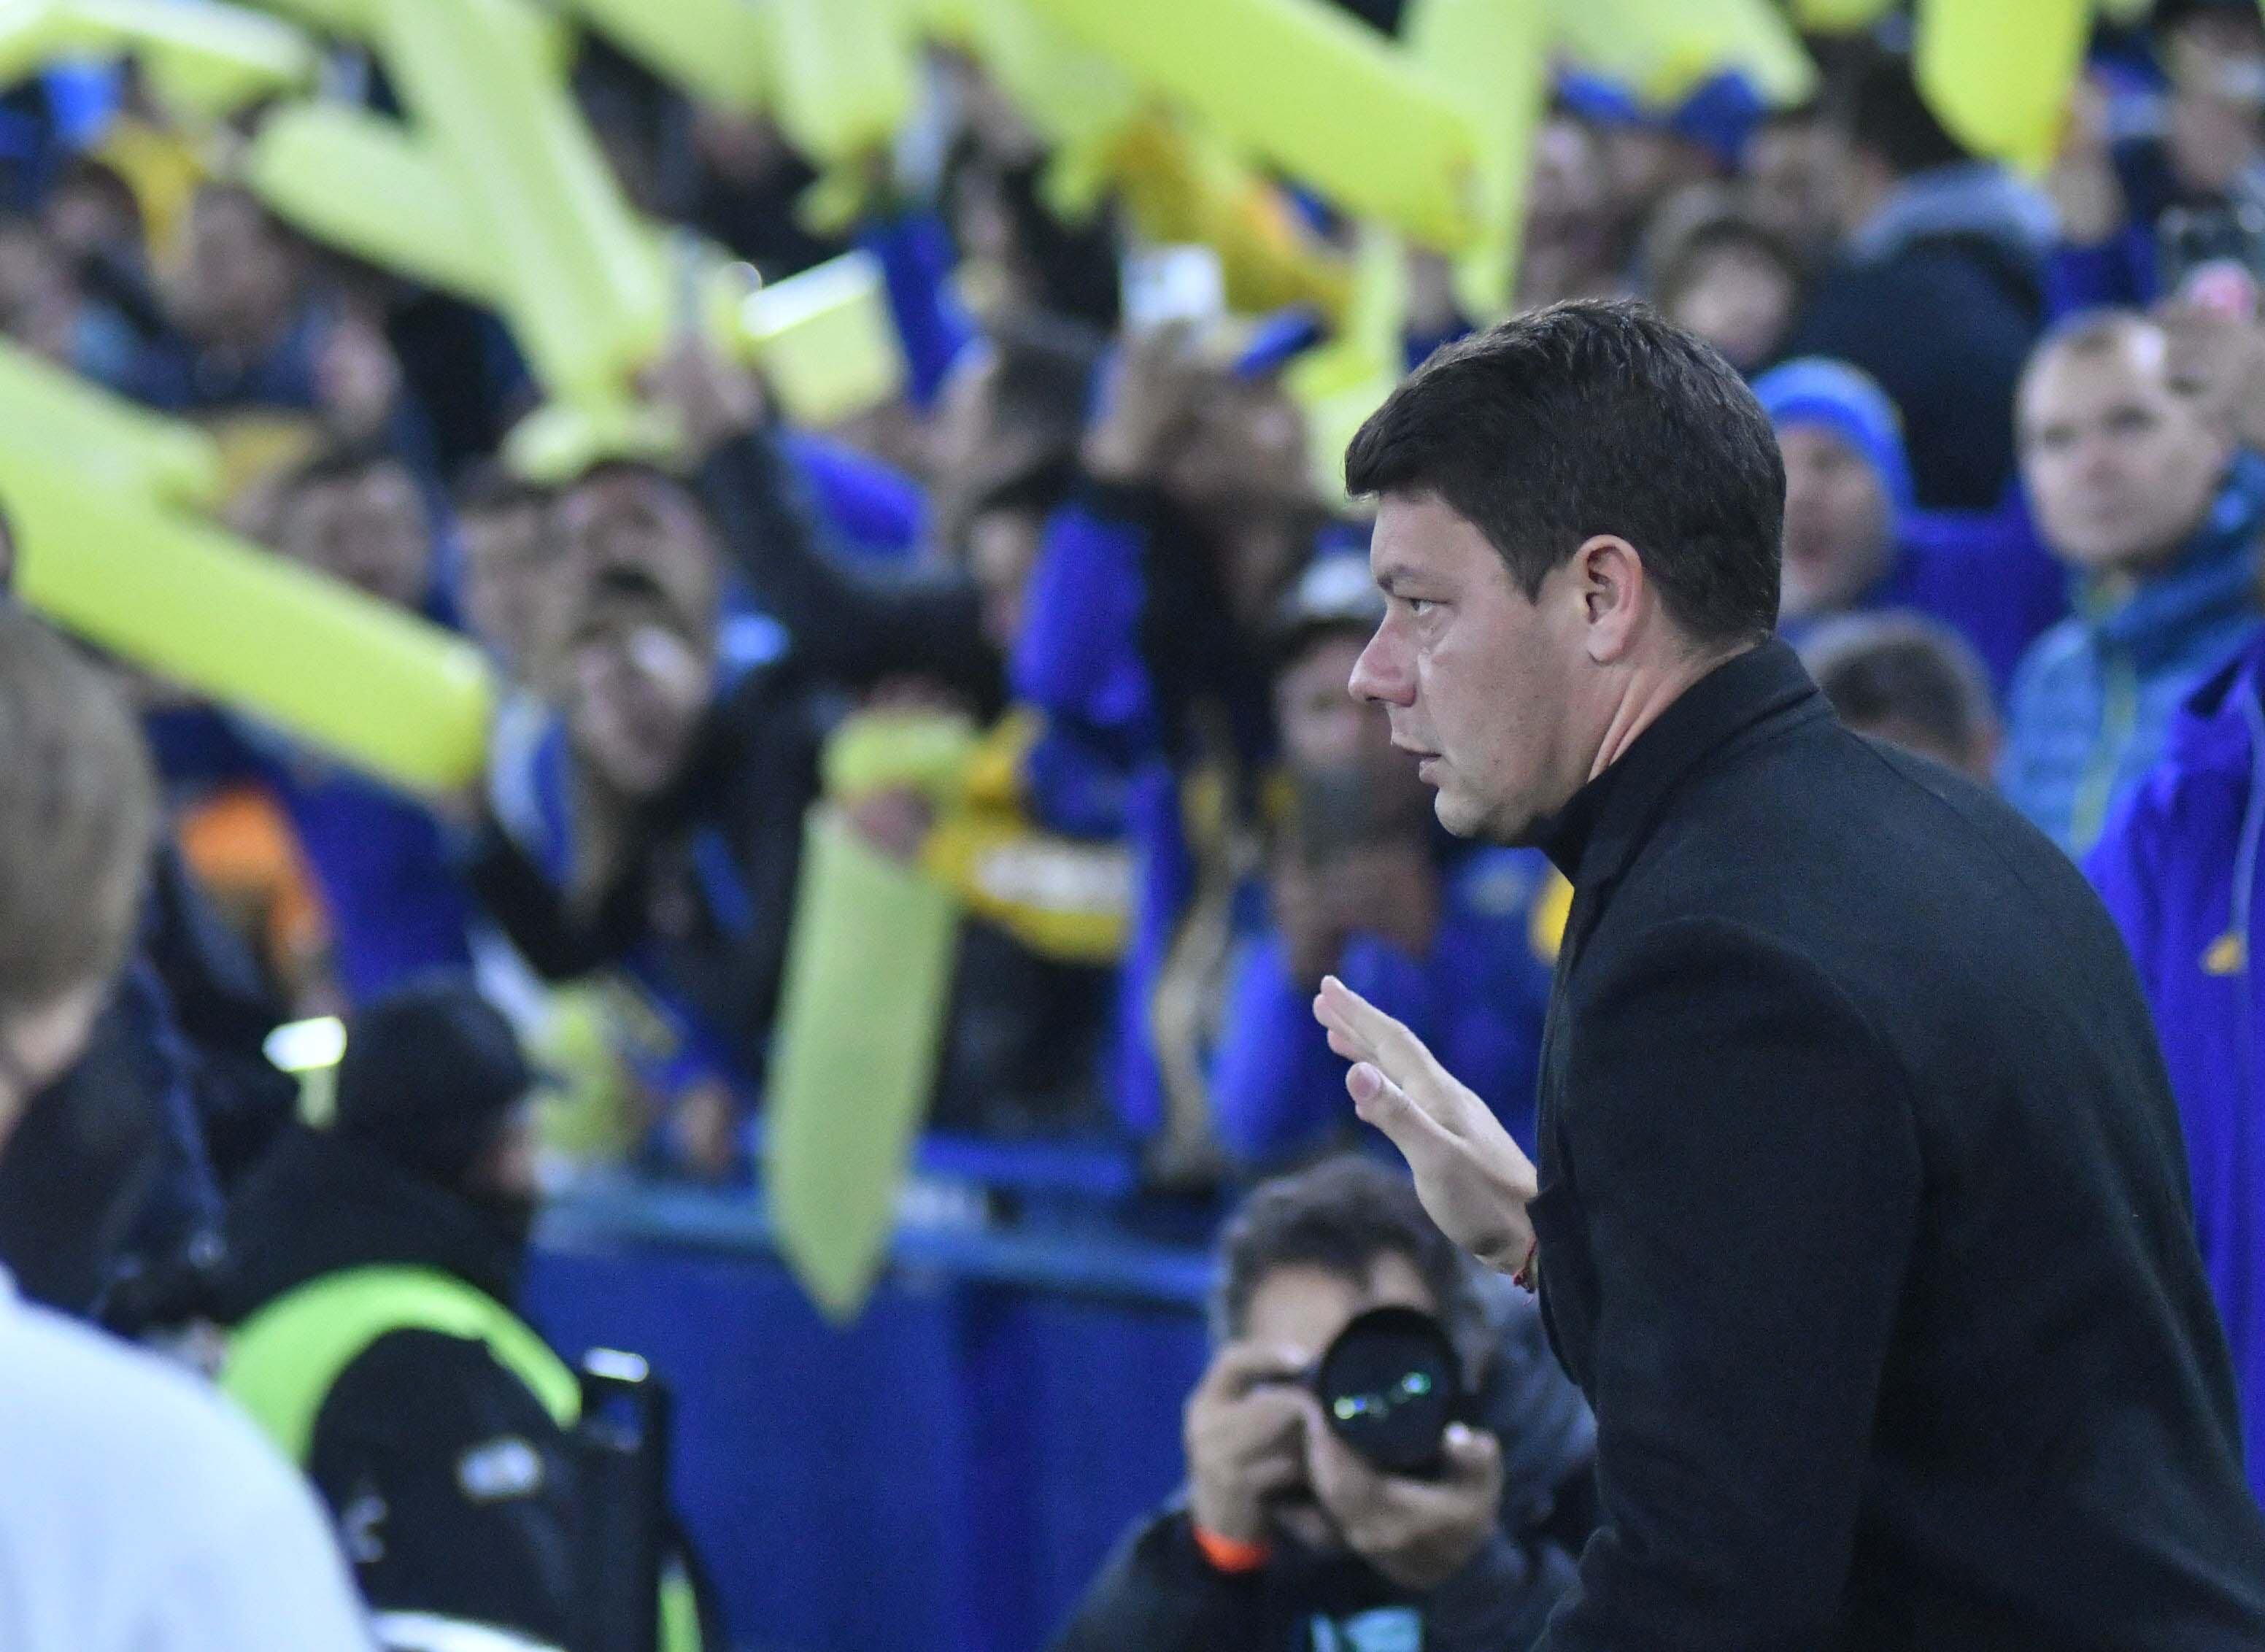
[216, 1127, 582, 1646]
[1050, 1287, 1594, 1652]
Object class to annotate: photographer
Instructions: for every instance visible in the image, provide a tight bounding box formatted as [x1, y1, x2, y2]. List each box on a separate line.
[1052, 1157, 1594, 1652]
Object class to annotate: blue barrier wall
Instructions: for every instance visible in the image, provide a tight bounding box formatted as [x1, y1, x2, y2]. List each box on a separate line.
[527, 1181, 1216, 1652]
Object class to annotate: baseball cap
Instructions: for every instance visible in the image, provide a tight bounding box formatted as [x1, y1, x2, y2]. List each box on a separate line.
[331, 974, 541, 1186]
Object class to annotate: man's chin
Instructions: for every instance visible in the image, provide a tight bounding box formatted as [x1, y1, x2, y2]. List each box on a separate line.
[1430, 785, 1487, 841]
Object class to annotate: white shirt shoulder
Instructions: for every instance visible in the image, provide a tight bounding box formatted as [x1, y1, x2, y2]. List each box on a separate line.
[0, 1282, 372, 1652]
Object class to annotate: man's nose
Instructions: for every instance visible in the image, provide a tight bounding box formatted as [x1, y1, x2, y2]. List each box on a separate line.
[1349, 622, 1413, 707]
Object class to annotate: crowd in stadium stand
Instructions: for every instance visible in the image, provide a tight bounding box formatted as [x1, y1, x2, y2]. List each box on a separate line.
[4, 1, 2265, 1646]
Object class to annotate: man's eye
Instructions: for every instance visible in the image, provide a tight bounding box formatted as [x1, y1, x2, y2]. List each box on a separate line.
[1405, 598, 1435, 618]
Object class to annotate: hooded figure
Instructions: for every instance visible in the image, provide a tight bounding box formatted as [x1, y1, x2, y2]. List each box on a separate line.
[2088, 630, 2265, 1508]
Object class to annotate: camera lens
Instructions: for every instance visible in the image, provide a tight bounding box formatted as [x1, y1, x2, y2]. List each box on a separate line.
[1313, 1305, 1462, 1475]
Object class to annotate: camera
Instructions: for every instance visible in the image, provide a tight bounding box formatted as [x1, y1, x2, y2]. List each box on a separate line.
[1305, 1305, 1470, 1476]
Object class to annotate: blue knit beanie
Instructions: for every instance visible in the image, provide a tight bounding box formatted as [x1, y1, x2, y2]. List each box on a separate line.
[1753, 357, 1915, 511]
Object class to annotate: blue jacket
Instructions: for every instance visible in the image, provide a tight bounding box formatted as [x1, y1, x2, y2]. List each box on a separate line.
[2088, 631, 2265, 1506]
[1210, 846, 1557, 1170]
[2000, 456, 2265, 855]
[1871, 504, 2068, 695]
[144, 708, 477, 1007]
[860, 208, 977, 411]
[1012, 484, 1271, 1140]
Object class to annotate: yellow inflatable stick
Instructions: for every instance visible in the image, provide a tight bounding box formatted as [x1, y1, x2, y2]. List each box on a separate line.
[379, 0, 668, 406]
[1286, 225, 1408, 505]
[1025, 0, 1481, 252]
[930, 0, 1142, 161]
[758, 0, 918, 169]
[1914, 0, 2088, 176]
[1406, 0, 1548, 322]
[764, 808, 958, 1323]
[733, 250, 909, 428]
[1546, 0, 1813, 110]
[246, 103, 503, 300]
[0, 339, 220, 506]
[235, 0, 382, 39]
[1108, 116, 1354, 320]
[3, 453, 493, 793]
[563, 0, 768, 113]
[0, 0, 315, 116]
[1789, 0, 1892, 32]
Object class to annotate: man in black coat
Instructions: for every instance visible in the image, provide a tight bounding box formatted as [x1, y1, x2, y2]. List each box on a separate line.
[1311, 298, 2265, 1649]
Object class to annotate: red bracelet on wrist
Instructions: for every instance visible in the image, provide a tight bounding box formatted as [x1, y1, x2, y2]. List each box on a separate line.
[1191, 1524, 1273, 1574]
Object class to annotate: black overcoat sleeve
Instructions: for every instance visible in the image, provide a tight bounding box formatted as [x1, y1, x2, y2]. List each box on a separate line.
[1539, 917, 1922, 1651]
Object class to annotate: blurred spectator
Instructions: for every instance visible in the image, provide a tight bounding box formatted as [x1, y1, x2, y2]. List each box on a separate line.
[1014, 320, 1323, 1168]
[927, 305, 1104, 543]
[1801, 614, 2002, 782]
[1783, 53, 2053, 509]
[1514, 112, 1628, 313]
[1647, 199, 1802, 373]
[1743, 100, 1847, 263]
[1756, 356, 2064, 687]
[1052, 1157, 1593, 1651]
[472, 336, 1013, 1165]
[0, 210, 142, 387]
[255, 445, 480, 1001]
[454, 463, 557, 681]
[216, 976, 716, 1651]
[1209, 552, 1556, 1168]
[1553, 75, 1738, 263]
[941, 120, 1122, 332]
[2050, 0, 2265, 310]
[0, 603, 370, 1652]
[2087, 625, 2265, 1507]
[2002, 310, 2264, 854]
[143, 183, 323, 406]
[134, 184, 417, 465]
[469, 460, 776, 1158]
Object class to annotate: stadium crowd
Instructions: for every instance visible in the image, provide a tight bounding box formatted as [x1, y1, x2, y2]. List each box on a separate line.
[2, 1, 2265, 1648]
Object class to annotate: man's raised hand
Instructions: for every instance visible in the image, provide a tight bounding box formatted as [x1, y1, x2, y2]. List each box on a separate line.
[1312, 976, 1539, 1276]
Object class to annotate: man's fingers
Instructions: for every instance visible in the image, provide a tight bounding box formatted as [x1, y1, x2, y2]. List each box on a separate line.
[1317, 977, 1450, 1095]
[1347, 1063, 1461, 1162]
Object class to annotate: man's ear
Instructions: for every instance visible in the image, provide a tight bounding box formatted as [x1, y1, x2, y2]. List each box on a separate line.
[1573, 534, 1648, 665]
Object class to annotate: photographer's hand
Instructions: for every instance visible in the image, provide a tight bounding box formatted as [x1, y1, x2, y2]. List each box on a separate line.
[1297, 1406, 1504, 1593]
[1184, 1342, 1313, 1549]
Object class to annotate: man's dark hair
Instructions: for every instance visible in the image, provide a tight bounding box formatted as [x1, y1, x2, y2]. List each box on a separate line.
[961, 451, 1080, 528]
[1214, 1156, 1491, 1373]
[274, 439, 412, 511]
[1650, 208, 1805, 312]
[1846, 53, 1969, 179]
[454, 458, 552, 520]
[1345, 299, 1785, 646]
[1800, 614, 1996, 768]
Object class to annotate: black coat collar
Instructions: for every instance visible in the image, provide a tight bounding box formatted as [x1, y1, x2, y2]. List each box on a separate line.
[1538, 640, 1828, 892]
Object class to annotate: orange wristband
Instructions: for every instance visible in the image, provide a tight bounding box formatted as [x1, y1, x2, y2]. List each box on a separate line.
[1191, 1524, 1272, 1574]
